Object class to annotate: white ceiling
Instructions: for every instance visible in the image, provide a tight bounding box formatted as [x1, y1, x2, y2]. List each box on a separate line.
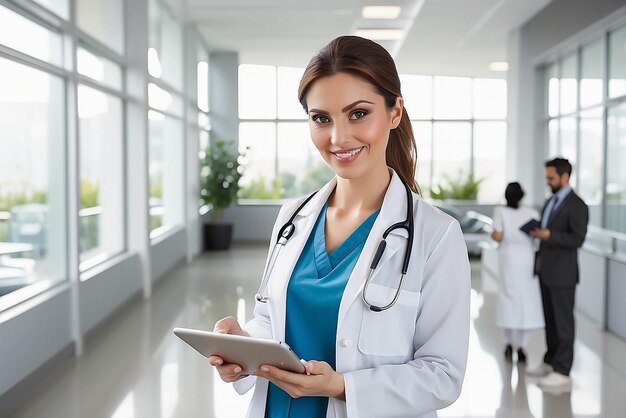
[185, 0, 553, 78]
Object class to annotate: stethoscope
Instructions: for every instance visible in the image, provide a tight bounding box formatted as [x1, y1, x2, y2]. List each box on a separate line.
[255, 181, 414, 312]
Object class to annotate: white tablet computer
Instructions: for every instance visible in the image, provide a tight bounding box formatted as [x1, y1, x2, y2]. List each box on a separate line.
[173, 327, 305, 374]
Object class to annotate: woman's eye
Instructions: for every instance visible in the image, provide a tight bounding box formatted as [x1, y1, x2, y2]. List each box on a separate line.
[312, 114, 330, 124]
[350, 110, 367, 120]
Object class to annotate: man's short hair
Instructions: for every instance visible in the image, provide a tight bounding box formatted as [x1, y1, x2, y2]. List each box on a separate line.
[545, 157, 572, 176]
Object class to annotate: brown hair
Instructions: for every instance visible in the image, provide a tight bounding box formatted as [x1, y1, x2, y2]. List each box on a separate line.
[298, 36, 419, 193]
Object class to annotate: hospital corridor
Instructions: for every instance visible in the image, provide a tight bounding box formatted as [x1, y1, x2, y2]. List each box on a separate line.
[2, 0, 626, 417]
[4, 244, 625, 418]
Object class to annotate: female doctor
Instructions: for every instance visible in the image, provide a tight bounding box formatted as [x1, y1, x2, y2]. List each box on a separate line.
[209, 36, 470, 418]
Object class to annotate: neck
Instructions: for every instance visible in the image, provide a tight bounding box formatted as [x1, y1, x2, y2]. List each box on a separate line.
[330, 164, 391, 212]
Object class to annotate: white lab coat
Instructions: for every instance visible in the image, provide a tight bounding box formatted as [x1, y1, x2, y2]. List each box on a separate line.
[492, 206, 545, 330]
[234, 170, 470, 418]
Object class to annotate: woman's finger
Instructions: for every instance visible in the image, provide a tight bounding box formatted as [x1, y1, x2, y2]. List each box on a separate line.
[259, 365, 308, 384]
[207, 355, 223, 366]
[213, 316, 249, 337]
[216, 363, 246, 382]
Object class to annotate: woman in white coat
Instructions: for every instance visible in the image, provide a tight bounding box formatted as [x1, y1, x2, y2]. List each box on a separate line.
[210, 36, 470, 418]
[491, 182, 545, 363]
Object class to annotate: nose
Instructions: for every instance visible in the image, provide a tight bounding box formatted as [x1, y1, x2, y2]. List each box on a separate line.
[331, 119, 351, 146]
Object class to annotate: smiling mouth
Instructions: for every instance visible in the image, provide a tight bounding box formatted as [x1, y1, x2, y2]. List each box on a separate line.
[332, 147, 364, 158]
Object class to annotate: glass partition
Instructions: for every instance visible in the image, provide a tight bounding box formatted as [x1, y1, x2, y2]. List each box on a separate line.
[76, 0, 124, 54]
[580, 39, 604, 109]
[606, 104, 626, 233]
[0, 5, 63, 65]
[0, 58, 66, 302]
[77, 85, 124, 269]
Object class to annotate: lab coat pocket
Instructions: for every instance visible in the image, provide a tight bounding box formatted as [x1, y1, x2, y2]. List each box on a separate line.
[358, 283, 420, 357]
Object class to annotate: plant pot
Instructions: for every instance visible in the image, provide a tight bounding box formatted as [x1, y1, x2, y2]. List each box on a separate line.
[204, 223, 234, 251]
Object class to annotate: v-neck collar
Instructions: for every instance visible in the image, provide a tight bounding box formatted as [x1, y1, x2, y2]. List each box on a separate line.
[312, 202, 380, 277]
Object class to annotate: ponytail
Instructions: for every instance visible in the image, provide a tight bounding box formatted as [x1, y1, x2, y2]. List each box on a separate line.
[387, 107, 418, 194]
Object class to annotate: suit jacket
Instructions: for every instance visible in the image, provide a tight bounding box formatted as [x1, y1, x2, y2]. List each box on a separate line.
[537, 190, 588, 287]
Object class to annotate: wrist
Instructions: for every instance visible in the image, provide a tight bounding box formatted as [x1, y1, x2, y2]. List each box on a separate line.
[330, 372, 345, 400]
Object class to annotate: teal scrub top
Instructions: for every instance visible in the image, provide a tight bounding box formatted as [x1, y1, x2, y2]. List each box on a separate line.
[265, 201, 380, 418]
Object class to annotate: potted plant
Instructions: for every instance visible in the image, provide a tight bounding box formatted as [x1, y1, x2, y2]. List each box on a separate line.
[429, 171, 484, 201]
[200, 140, 243, 250]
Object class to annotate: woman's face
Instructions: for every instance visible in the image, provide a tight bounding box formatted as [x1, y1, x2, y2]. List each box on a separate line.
[304, 72, 403, 181]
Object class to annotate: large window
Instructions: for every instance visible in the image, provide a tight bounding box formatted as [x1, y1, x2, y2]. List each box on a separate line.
[0, 57, 66, 305]
[148, 0, 185, 236]
[402, 75, 507, 202]
[76, 0, 124, 54]
[33, 0, 69, 20]
[609, 25, 626, 99]
[149, 0, 183, 90]
[0, 0, 133, 307]
[197, 46, 210, 209]
[238, 66, 507, 202]
[0, 5, 63, 65]
[149, 112, 184, 235]
[77, 85, 124, 269]
[607, 104, 626, 233]
[238, 65, 332, 201]
[543, 23, 626, 231]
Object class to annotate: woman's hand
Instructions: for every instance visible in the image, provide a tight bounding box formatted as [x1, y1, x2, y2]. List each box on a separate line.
[254, 360, 345, 400]
[208, 316, 250, 383]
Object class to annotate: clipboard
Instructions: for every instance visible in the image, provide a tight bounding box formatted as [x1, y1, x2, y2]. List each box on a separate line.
[520, 218, 541, 234]
[173, 327, 306, 374]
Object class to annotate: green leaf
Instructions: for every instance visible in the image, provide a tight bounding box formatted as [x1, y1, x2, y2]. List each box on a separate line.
[429, 171, 484, 201]
[199, 140, 245, 223]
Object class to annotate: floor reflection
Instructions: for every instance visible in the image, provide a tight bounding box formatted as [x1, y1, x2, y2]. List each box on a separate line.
[7, 244, 626, 418]
[495, 363, 534, 418]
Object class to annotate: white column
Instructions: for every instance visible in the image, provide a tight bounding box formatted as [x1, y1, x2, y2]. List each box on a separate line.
[184, 26, 201, 260]
[65, 0, 82, 356]
[125, 0, 151, 298]
[209, 51, 239, 144]
[506, 28, 547, 207]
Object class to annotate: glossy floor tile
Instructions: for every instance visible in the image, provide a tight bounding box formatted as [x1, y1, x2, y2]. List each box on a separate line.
[6, 243, 626, 418]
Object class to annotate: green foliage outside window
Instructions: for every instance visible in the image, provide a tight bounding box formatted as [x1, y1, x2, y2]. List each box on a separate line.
[239, 162, 334, 200]
[239, 176, 282, 200]
[150, 178, 163, 199]
[430, 171, 484, 200]
[80, 180, 100, 208]
[0, 190, 46, 243]
[0, 190, 46, 212]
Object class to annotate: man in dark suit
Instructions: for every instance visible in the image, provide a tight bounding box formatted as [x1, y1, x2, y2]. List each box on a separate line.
[527, 158, 588, 391]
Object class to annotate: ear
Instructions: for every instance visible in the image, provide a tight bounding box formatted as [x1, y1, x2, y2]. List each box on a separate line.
[390, 97, 404, 129]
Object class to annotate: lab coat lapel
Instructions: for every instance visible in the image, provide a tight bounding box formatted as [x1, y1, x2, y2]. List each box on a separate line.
[267, 177, 337, 341]
[337, 171, 408, 325]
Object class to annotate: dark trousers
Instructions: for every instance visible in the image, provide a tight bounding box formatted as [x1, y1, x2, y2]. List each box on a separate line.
[539, 281, 576, 375]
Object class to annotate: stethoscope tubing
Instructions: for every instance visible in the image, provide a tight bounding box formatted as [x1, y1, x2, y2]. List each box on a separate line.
[255, 182, 414, 312]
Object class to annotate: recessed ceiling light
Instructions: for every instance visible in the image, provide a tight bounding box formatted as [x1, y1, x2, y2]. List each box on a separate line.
[354, 29, 404, 40]
[362, 6, 402, 19]
[488, 61, 509, 72]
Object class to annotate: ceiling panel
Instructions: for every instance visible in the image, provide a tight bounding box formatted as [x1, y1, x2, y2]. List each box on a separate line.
[187, 0, 553, 77]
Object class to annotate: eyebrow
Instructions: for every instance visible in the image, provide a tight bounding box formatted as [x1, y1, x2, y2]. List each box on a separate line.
[308, 100, 375, 114]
